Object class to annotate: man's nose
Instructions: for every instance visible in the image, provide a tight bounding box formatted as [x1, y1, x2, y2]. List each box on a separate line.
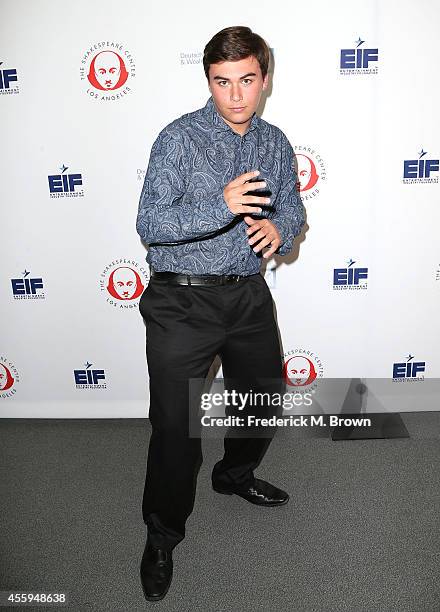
[230, 84, 243, 102]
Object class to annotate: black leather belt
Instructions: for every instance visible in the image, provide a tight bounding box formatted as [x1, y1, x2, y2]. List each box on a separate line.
[150, 269, 253, 286]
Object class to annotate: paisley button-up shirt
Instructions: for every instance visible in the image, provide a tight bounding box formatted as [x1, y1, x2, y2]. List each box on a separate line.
[136, 96, 305, 275]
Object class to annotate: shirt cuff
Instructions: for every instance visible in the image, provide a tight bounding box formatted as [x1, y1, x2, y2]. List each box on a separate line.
[273, 218, 292, 256]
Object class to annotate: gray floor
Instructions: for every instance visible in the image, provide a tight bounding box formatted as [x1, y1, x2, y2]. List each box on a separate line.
[1, 414, 440, 612]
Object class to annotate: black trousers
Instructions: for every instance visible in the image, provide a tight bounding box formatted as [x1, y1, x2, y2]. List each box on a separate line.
[139, 273, 283, 551]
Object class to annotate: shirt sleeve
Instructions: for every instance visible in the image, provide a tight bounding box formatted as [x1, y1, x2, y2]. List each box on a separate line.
[136, 125, 235, 244]
[269, 134, 306, 256]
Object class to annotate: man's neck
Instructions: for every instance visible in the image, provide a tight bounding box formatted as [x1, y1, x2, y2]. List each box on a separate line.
[223, 117, 251, 136]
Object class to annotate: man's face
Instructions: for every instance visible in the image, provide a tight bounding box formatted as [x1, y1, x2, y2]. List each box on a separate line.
[207, 55, 268, 135]
[297, 155, 312, 191]
[0, 364, 8, 390]
[94, 51, 121, 89]
[287, 357, 311, 386]
[112, 267, 137, 300]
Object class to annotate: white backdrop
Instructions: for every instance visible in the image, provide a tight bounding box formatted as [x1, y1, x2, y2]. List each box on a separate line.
[1, 0, 439, 416]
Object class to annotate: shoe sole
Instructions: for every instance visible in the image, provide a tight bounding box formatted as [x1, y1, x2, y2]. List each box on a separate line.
[213, 487, 290, 506]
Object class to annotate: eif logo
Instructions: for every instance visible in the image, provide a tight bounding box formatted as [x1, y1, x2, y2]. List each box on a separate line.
[0, 61, 19, 94]
[340, 37, 378, 75]
[48, 164, 84, 198]
[333, 259, 368, 290]
[403, 148, 439, 184]
[74, 361, 107, 389]
[11, 270, 45, 300]
[392, 354, 425, 382]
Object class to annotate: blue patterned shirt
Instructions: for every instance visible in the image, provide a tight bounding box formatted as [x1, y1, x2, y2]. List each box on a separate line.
[136, 96, 305, 275]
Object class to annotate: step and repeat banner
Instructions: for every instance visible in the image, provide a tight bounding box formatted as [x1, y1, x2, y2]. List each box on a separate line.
[1, 0, 439, 416]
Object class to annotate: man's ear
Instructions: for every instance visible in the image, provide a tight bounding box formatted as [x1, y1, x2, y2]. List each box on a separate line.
[262, 73, 269, 91]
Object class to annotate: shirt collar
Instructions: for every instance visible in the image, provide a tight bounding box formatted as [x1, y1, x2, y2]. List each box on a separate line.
[203, 96, 260, 135]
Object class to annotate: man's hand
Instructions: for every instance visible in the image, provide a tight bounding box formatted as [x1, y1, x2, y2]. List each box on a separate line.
[244, 216, 281, 259]
[223, 170, 271, 215]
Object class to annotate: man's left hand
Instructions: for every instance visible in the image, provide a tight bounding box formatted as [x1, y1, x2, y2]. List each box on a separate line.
[244, 216, 281, 259]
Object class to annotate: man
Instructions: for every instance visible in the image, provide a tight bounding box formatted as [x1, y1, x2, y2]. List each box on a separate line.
[87, 50, 128, 90]
[136, 26, 305, 601]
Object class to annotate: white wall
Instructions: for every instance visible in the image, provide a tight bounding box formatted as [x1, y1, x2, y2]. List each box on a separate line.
[1, 0, 439, 416]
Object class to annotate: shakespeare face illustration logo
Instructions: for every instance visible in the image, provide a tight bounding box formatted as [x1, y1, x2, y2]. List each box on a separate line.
[0, 362, 15, 391]
[107, 266, 144, 300]
[283, 356, 317, 386]
[296, 154, 319, 192]
[87, 51, 128, 91]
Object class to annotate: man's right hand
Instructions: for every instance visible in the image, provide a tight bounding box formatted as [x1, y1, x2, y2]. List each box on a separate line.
[223, 170, 271, 215]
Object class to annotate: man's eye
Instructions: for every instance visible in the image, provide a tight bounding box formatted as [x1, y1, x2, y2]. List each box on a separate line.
[242, 79, 252, 85]
[218, 81, 228, 86]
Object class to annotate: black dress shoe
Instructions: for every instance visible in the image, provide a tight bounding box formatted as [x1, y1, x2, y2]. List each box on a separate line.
[212, 478, 289, 507]
[140, 540, 173, 601]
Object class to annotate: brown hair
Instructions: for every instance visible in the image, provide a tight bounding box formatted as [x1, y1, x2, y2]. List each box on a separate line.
[203, 26, 270, 80]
